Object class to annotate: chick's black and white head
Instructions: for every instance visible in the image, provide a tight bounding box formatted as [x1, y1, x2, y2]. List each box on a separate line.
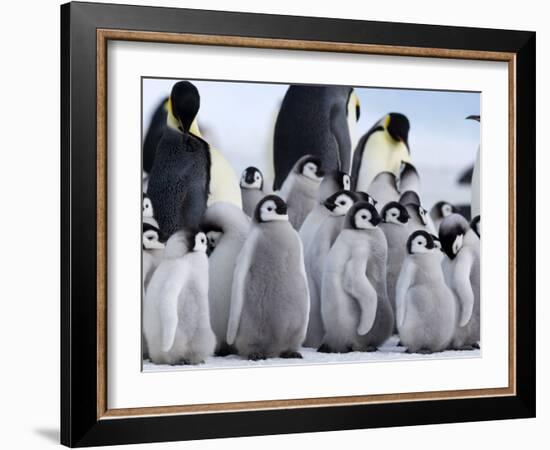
[204, 228, 223, 255]
[192, 231, 208, 253]
[323, 190, 357, 216]
[407, 230, 436, 255]
[345, 201, 381, 230]
[240, 166, 263, 190]
[381, 201, 410, 225]
[431, 201, 456, 220]
[341, 172, 351, 190]
[254, 195, 288, 223]
[470, 215, 481, 238]
[142, 222, 165, 250]
[439, 213, 470, 259]
[431, 234, 443, 251]
[299, 156, 324, 181]
[142, 193, 154, 218]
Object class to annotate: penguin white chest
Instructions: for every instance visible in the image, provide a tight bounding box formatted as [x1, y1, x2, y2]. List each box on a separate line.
[356, 133, 410, 191]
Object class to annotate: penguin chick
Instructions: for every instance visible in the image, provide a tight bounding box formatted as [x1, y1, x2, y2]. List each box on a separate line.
[240, 167, 265, 217]
[227, 195, 309, 360]
[379, 202, 411, 322]
[400, 191, 436, 235]
[144, 230, 215, 365]
[396, 230, 457, 353]
[142, 221, 165, 360]
[147, 81, 211, 238]
[279, 155, 325, 230]
[352, 113, 411, 192]
[355, 191, 378, 207]
[202, 203, 250, 356]
[439, 214, 480, 350]
[430, 201, 458, 232]
[398, 161, 421, 196]
[303, 190, 359, 348]
[299, 171, 351, 253]
[470, 215, 480, 238]
[367, 172, 400, 213]
[273, 85, 358, 190]
[320, 202, 393, 353]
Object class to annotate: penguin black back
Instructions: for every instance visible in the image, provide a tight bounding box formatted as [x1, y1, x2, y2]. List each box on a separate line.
[273, 85, 354, 190]
[143, 97, 168, 174]
[147, 127, 211, 239]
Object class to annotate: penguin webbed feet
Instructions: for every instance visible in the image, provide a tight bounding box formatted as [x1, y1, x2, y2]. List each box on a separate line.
[215, 342, 236, 357]
[248, 352, 267, 361]
[317, 343, 352, 354]
[405, 348, 433, 355]
[279, 350, 303, 359]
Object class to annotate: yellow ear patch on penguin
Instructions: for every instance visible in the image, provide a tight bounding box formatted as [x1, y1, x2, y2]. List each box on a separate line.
[166, 97, 181, 131]
[384, 115, 391, 128]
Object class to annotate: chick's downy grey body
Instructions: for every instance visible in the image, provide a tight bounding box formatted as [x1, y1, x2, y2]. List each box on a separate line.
[227, 196, 309, 360]
[321, 223, 393, 352]
[396, 244, 457, 353]
[202, 203, 250, 355]
[144, 232, 215, 365]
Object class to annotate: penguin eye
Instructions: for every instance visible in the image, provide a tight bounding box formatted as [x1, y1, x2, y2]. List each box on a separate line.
[267, 207, 273, 211]
[361, 215, 367, 220]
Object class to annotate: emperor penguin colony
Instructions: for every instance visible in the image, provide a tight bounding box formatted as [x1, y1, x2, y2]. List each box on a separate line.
[141, 79, 481, 368]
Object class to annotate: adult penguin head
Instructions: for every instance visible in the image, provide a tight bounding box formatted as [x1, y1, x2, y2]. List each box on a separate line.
[386, 113, 410, 148]
[167, 81, 201, 134]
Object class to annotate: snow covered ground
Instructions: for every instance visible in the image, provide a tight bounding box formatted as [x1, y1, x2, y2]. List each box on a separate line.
[143, 336, 480, 372]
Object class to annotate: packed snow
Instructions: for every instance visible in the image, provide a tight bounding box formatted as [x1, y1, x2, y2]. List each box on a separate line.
[143, 335, 480, 372]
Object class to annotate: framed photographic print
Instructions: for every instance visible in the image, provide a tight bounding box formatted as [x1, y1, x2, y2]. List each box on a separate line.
[61, 1, 536, 447]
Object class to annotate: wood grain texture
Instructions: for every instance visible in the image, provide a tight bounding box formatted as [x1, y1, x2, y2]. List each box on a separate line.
[95, 28, 516, 420]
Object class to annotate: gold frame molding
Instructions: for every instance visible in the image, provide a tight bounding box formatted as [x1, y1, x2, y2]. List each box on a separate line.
[96, 29, 517, 420]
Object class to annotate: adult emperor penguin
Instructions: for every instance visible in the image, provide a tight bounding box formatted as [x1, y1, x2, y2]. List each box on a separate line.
[304, 190, 359, 348]
[147, 82, 242, 229]
[319, 202, 394, 353]
[201, 202, 250, 355]
[144, 230, 216, 365]
[395, 230, 457, 353]
[468, 115, 481, 218]
[430, 201, 458, 232]
[366, 172, 400, 212]
[226, 195, 309, 360]
[143, 97, 169, 177]
[439, 214, 480, 350]
[240, 167, 265, 217]
[273, 85, 360, 190]
[352, 113, 411, 192]
[279, 155, 325, 230]
[379, 201, 411, 320]
[147, 82, 212, 237]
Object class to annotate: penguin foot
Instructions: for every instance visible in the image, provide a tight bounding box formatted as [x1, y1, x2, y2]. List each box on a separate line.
[396, 340, 403, 347]
[279, 350, 303, 359]
[453, 345, 476, 351]
[363, 346, 378, 352]
[414, 348, 433, 355]
[248, 352, 267, 361]
[317, 343, 333, 353]
[215, 343, 235, 357]
[472, 343, 480, 349]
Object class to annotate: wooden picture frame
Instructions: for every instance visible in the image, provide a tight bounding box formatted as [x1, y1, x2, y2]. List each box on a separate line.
[61, 1, 535, 447]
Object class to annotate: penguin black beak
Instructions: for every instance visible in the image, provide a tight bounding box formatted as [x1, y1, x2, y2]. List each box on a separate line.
[466, 115, 480, 122]
[276, 202, 288, 215]
[317, 168, 325, 178]
[371, 216, 382, 227]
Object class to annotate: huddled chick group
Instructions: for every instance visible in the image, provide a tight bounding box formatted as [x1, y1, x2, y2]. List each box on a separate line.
[142, 80, 481, 365]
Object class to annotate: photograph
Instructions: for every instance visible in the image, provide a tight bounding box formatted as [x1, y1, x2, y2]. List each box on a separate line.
[141, 78, 481, 371]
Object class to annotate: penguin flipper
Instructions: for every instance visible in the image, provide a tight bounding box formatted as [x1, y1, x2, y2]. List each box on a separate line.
[453, 252, 475, 326]
[395, 258, 415, 329]
[157, 265, 187, 352]
[226, 231, 257, 345]
[343, 258, 377, 335]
